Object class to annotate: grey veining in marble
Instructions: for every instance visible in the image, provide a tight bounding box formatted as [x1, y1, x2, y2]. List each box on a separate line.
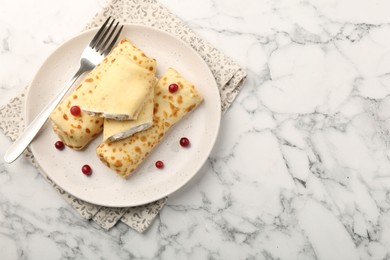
[2, 0, 390, 259]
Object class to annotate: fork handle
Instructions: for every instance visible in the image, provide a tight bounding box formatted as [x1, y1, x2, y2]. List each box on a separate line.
[3, 67, 86, 163]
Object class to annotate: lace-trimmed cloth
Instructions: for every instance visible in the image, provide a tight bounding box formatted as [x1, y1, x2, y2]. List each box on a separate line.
[0, 0, 246, 232]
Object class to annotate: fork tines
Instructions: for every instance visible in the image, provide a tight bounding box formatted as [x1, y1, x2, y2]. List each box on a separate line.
[90, 17, 124, 56]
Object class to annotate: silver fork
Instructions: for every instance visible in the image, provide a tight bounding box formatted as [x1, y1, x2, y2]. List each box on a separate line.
[4, 17, 123, 163]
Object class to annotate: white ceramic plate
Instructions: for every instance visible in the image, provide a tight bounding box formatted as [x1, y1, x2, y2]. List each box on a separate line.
[26, 25, 221, 207]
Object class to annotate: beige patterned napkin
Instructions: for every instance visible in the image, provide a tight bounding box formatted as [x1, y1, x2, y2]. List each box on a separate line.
[0, 0, 246, 232]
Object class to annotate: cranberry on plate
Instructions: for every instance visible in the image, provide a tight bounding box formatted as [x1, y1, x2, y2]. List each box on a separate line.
[179, 137, 190, 147]
[155, 160, 164, 169]
[54, 141, 65, 150]
[82, 164, 92, 176]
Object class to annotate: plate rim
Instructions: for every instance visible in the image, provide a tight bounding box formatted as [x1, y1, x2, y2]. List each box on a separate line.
[25, 24, 221, 207]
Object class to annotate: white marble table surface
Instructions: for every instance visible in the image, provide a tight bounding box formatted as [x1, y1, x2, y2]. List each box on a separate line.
[1, 0, 390, 259]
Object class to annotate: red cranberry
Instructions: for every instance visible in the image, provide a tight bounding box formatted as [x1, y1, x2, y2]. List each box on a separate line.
[70, 105, 81, 116]
[55, 141, 65, 150]
[180, 137, 190, 147]
[168, 83, 179, 93]
[155, 160, 164, 169]
[82, 164, 92, 176]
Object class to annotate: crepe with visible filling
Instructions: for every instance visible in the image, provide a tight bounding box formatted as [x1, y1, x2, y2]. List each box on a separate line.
[103, 86, 155, 142]
[82, 55, 157, 120]
[50, 38, 157, 150]
[96, 68, 203, 178]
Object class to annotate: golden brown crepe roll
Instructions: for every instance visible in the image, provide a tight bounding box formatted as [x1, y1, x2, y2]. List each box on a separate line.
[96, 68, 203, 178]
[50, 38, 157, 150]
[82, 55, 157, 120]
[103, 86, 155, 142]
[49, 63, 107, 150]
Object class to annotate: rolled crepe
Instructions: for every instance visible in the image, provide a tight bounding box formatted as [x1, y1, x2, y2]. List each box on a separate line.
[96, 68, 203, 178]
[50, 38, 157, 150]
[49, 62, 107, 150]
[103, 86, 155, 142]
[82, 55, 157, 120]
